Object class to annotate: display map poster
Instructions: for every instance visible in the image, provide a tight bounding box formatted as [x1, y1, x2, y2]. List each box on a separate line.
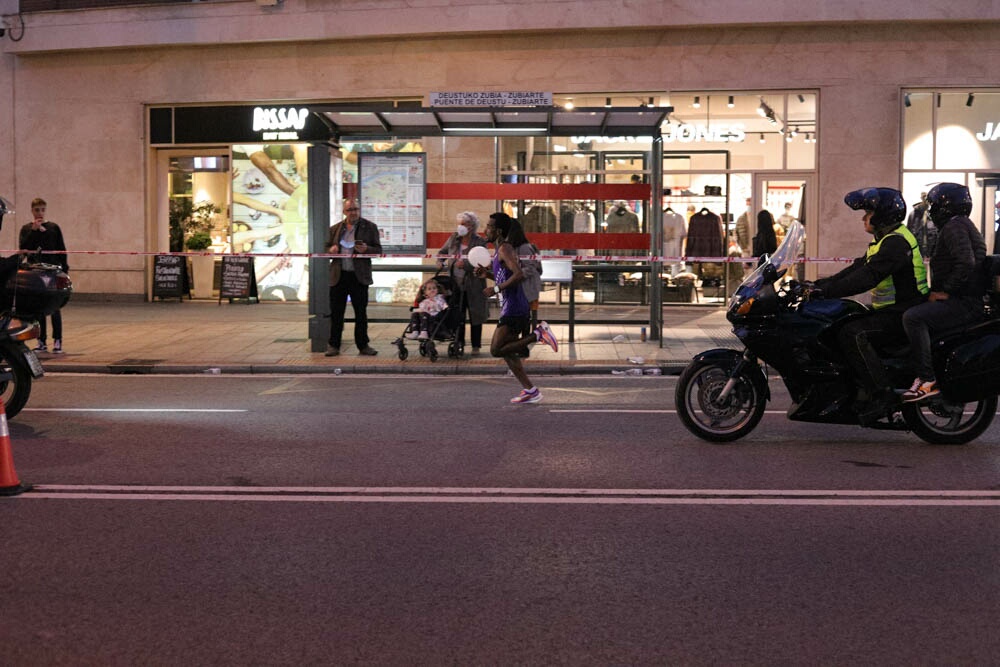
[357, 152, 426, 252]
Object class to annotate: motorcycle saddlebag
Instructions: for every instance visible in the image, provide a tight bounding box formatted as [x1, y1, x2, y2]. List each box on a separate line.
[0, 263, 73, 318]
[937, 319, 1000, 403]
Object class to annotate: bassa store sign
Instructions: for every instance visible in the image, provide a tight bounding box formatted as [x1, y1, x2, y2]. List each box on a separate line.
[252, 107, 310, 140]
[163, 105, 328, 145]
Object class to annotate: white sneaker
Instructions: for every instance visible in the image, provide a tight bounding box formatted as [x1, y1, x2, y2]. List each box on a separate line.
[53, 339, 63, 354]
[404, 331, 419, 340]
[418, 331, 429, 340]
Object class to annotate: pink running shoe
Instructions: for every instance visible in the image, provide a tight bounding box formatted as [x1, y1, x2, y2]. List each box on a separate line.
[534, 321, 558, 352]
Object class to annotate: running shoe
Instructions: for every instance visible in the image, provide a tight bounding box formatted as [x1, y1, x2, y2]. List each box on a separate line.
[902, 378, 939, 403]
[405, 331, 419, 340]
[534, 321, 558, 352]
[510, 387, 542, 404]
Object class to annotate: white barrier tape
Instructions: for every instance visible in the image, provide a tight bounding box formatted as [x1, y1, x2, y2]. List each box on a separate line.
[9, 249, 857, 264]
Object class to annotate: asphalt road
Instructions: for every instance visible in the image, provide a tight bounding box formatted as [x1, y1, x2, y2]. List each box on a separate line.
[3, 374, 1000, 665]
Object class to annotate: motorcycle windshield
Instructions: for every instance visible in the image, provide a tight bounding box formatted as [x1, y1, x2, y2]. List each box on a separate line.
[730, 220, 805, 302]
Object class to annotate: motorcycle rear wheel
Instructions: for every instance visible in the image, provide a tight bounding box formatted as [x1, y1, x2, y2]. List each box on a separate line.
[0, 344, 32, 419]
[901, 395, 997, 445]
[675, 360, 767, 442]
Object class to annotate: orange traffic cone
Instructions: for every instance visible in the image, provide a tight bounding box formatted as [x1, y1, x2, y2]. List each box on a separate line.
[0, 399, 30, 496]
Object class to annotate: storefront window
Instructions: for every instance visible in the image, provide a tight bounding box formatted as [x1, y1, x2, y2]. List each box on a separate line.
[902, 88, 1000, 246]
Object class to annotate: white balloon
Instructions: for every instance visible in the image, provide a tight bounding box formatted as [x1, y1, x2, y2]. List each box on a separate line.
[468, 246, 491, 268]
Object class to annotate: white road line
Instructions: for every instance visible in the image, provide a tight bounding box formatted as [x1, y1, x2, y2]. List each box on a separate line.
[20, 485, 1000, 506]
[21, 408, 248, 413]
[550, 409, 789, 414]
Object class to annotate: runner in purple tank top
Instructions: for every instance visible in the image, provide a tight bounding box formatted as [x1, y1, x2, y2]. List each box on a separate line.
[475, 212, 559, 404]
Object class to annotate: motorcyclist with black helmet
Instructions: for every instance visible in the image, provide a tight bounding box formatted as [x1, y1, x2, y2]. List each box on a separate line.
[812, 187, 930, 423]
[901, 182, 986, 402]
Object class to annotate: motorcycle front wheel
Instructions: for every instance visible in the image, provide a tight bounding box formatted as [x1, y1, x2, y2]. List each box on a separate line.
[675, 360, 767, 442]
[0, 343, 33, 419]
[901, 395, 997, 445]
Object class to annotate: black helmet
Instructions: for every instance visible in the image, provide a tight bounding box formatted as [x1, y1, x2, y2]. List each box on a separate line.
[927, 182, 972, 226]
[844, 187, 907, 230]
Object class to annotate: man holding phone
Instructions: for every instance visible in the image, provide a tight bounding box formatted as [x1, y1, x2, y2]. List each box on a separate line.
[324, 199, 381, 357]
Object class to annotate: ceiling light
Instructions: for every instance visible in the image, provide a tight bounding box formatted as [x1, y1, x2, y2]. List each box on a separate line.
[647, 97, 655, 108]
[904, 93, 911, 108]
[727, 95, 734, 108]
[692, 96, 701, 108]
[605, 97, 612, 108]
[759, 133, 765, 144]
[564, 100, 575, 110]
[791, 126, 798, 137]
[967, 93, 975, 107]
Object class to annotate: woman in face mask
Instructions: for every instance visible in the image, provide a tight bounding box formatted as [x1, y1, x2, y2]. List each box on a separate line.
[438, 211, 490, 355]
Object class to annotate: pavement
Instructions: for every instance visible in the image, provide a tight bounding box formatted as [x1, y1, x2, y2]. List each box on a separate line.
[33, 300, 738, 375]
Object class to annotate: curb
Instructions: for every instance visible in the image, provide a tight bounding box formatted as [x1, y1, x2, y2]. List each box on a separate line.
[39, 361, 691, 376]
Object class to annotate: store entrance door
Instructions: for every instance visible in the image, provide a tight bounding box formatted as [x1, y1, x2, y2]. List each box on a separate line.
[753, 174, 817, 280]
[154, 149, 231, 299]
[975, 174, 1000, 253]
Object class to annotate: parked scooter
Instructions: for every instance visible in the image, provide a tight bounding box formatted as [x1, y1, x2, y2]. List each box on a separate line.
[676, 220, 1000, 445]
[0, 197, 72, 418]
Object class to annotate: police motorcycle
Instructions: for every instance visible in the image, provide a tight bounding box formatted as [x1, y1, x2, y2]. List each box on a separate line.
[675, 219, 1000, 445]
[0, 197, 72, 418]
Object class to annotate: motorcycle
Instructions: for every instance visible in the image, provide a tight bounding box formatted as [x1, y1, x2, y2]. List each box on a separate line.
[675, 220, 1000, 445]
[0, 197, 72, 418]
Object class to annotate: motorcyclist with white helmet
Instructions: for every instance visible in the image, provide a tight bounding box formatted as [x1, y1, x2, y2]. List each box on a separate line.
[901, 182, 986, 402]
[812, 187, 930, 424]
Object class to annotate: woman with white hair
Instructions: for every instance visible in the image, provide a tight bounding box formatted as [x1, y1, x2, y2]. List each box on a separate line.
[438, 210, 490, 355]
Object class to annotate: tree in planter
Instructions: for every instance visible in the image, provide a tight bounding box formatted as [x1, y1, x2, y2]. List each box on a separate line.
[169, 198, 221, 252]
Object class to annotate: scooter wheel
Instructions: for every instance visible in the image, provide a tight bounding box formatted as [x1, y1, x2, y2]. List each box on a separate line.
[398, 347, 408, 361]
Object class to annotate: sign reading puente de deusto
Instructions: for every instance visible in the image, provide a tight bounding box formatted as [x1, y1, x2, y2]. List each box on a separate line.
[428, 92, 552, 107]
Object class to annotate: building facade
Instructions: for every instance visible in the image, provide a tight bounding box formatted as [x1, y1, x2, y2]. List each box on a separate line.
[0, 1, 998, 299]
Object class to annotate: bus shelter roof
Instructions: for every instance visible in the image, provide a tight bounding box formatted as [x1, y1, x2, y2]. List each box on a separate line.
[310, 105, 671, 139]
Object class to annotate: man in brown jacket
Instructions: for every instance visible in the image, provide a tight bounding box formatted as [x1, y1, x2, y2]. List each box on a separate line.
[324, 199, 382, 357]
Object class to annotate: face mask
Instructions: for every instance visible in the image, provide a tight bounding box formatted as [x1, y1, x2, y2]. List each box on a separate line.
[456, 224, 469, 236]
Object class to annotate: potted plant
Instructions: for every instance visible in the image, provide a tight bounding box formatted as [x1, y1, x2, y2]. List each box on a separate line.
[171, 199, 221, 297]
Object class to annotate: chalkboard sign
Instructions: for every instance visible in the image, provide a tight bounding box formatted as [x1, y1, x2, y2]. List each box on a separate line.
[219, 255, 258, 303]
[153, 254, 187, 301]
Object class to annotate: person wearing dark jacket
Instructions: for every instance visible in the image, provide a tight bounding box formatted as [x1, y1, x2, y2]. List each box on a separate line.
[324, 199, 382, 357]
[438, 211, 490, 355]
[901, 183, 986, 402]
[752, 210, 778, 257]
[18, 197, 68, 354]
[812, 187, 929, 424]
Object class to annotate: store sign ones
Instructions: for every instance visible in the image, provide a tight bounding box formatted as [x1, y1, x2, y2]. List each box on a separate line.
[252, 106, 309, 141]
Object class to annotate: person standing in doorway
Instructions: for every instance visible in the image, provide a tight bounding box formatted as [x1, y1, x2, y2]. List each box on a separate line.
[475, 212, 558, 404]
[19, 197, 68, 354]
[324, 199, 381, 357]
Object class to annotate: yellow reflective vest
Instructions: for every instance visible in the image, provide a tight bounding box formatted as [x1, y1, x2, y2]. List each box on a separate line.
[866, 225, 929, 309]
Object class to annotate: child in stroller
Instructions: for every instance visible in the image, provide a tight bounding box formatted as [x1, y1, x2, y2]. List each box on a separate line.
[405, 278, 448, 340]
[393, 275, 465, 361]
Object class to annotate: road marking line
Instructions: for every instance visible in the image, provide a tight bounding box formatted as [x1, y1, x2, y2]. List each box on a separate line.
[21, 408, 248, 413]
[21, 485, 1000, 506]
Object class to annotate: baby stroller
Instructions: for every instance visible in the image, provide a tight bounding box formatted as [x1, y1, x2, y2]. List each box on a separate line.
[393, 273, 466, 362]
